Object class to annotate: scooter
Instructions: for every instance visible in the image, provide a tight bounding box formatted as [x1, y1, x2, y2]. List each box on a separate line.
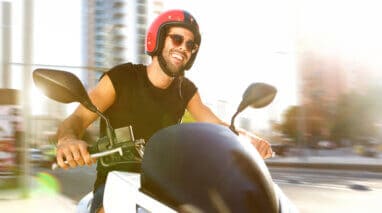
[32, 68, 298, 213]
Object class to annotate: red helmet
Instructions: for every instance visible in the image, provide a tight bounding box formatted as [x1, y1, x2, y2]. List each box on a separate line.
[146, 9, 201, 70]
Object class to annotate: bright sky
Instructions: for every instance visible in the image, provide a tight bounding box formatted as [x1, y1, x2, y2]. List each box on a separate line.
[32, 0, 82, 67]
[7, 0, 382, 131]
[168, 0, 299, 129]
[172, 0, 382, 129]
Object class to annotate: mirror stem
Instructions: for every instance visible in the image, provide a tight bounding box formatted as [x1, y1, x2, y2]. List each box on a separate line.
[95, 110, 116, 147]
[229, 111, 240, 135]
[84, 101, 116, 147]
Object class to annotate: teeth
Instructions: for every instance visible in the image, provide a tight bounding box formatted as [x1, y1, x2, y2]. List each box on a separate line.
[171, 53, 184, 61]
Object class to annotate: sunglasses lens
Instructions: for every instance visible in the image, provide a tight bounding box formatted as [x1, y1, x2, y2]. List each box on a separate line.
[171, 34, 183, 46]
[168, 34, 197, 52]
[186, 41, 196, 51]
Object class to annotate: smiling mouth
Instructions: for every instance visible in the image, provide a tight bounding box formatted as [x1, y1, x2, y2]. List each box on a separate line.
[170, 51, 186, 63]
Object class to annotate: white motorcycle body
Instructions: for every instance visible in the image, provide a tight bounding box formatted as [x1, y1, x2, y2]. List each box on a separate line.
[77, 172, 176, 213]
[104, 171, 176, 212]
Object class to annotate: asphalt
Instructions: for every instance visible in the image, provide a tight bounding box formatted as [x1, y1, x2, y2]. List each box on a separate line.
[266, 148, 382, 172]
[0, 176, 76, 213]
[1, 149, 381, 212]
[266, 154, 382, 172]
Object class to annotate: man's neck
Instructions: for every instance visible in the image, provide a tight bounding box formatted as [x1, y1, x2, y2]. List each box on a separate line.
[147, 60, 174, 89]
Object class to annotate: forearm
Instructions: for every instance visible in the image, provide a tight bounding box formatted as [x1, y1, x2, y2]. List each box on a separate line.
[56, 114, 86, 144]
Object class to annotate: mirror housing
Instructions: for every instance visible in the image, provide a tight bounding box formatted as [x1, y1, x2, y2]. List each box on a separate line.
[238, 82, 277, 112]
[33, 68, 98, 113]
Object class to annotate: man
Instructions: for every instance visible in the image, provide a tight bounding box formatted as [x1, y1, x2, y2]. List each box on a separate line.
[55, 9, 273, 213]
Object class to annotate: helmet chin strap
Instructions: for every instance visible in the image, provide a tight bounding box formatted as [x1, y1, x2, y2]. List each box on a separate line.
[158, 54, 185, 78]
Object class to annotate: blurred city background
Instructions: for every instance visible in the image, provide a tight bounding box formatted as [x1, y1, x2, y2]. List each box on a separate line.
[1, 0, 382, 212]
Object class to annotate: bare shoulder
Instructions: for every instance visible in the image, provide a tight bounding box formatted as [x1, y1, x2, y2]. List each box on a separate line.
[88, 74, 116, 113]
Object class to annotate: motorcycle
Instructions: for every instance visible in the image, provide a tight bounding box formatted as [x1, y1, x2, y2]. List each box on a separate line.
[32, 68, 297, 213]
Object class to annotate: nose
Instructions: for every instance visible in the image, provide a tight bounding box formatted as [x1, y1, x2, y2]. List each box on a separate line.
[178, 41, 189, 52]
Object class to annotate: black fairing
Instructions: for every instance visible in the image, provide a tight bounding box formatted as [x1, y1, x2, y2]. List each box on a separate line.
[141, 123, 279, 213]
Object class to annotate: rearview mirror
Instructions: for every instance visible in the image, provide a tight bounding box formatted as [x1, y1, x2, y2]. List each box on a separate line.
[238, 83, 277, 112]
[230, 82, 277, 134]
[33, 68, 116, 146]
[32, 68, 98, 113]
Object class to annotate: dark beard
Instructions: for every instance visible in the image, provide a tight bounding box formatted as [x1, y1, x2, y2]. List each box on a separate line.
[158, 54, 185, 77]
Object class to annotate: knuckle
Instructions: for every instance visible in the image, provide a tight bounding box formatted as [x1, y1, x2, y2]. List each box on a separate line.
[68, 161, 77, 167]
[69, 144, 78, 150]
[58, 162, 67, 168]
[65, 155, 73, 161]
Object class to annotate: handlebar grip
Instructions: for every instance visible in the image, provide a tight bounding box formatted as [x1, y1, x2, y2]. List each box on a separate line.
[51, 145, 101, 170]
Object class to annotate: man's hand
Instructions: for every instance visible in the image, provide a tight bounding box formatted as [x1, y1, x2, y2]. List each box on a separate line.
[237, 129, 274, 159]
[56, 137, 95, 169]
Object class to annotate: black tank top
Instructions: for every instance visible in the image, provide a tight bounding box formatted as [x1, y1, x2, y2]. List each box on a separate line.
[94, 63, 197, 189]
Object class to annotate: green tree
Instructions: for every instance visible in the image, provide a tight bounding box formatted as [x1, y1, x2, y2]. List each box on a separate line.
[279, 104, 331, 146]
[279, 105, 300, 143]
[330, 87, 382, 144]
[279, 85, 382, 146]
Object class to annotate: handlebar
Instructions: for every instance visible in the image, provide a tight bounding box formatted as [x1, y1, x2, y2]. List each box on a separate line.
[51, 146, 123, 170]
[51, 126, 144, 170]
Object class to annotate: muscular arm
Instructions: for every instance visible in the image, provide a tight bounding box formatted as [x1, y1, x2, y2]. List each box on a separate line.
[186, 91, 273, 159]
[186, 91, 225, 125]
[56, 74, 116, 169]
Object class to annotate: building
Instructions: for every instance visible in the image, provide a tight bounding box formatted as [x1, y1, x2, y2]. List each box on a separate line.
[82, 0, 164, 88]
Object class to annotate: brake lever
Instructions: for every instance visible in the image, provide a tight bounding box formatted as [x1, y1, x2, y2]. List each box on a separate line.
[51, 147, 123, 170]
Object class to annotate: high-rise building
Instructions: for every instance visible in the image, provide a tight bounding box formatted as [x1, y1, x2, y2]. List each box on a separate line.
[82, 0, 164, 88]
[298, 51, 348, 106]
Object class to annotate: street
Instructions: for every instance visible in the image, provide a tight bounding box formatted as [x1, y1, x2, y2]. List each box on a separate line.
[34, 164, 97, 202]
[270, 167, 382, 213]
[34, 165, 382, 212]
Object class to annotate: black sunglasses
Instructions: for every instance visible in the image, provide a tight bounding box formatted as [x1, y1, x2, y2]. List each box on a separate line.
[167, 34, 198, 53]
